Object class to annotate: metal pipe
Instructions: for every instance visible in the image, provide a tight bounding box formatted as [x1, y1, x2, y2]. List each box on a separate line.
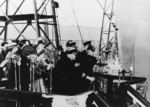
[33, 0, 41, 38]
[38, 0, 47, 12]
[107, 0, 115, 47]
[4, 0, 9, 41]
[16, 24, 29, 40]
[99, 0, 107, 55]
[51, 0, 59, 48]
[0, 0, 25, 38]
[39, 25, 56, 49]
[0, 0, 6, 8]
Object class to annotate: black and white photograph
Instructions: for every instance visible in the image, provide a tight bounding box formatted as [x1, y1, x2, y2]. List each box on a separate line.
[0, 0, 150, 107]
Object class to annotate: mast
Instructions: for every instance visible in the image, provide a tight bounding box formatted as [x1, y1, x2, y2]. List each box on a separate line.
[51, 0, 59, 48]
[99, 0, 107, 56]
[107, 0, 115, 46]
[33, 0, 41, 38]
[98, 0, 116, 56]
[42, 0, 49, 43]
[4, 0, 9, 41]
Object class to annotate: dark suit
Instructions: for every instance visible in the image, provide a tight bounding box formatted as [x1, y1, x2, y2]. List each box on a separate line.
[53, 56, 82, 95]
[77, 51, 97, 92]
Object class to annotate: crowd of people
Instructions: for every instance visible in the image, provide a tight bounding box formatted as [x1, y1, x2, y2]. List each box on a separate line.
[0, 38, 105, 96]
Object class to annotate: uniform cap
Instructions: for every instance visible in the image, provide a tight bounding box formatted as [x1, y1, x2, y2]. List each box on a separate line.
[83, 41, 91, 46]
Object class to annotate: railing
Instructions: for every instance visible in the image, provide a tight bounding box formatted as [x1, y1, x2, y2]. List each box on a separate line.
[96, 73, 149, 107]
[127, 85, 150, 107]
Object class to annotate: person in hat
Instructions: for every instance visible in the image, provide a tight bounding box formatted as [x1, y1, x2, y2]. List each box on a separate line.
[0, 41, 8, 81]
[78, 41, 92, 60]
[15, 39, 37, 107]
[34, 39, 51, 93]
[76, 44, 98, 93]
[66, 40, 77, 51]
[5, 39, 37, 90]
[0, 41, 8, 63]
[15, 39, 37, 90]
[0, 41, 18, 81]
[46, 42, 53, 50]
[36, 39, 45, 53]
[53, 47, 82, 95]
[83, 41, 92, 51]
[77, 41, 92, 66]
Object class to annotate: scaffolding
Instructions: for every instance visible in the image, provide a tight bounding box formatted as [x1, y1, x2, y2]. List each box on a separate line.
[98, 0, 118, 57]
[0, 0, 60, 48]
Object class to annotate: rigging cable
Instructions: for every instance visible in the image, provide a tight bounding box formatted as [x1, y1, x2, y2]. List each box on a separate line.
[61, 7, 81, 26]
[69, 0, 84, 44]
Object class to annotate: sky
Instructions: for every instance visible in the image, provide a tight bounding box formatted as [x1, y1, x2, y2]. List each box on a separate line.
[0, 0, 109, 27]
[0, 0, 114, 41]
[55, 0, 104, 28]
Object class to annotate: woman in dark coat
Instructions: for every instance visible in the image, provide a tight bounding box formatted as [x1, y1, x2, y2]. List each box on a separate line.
[6, 40, 37, 91]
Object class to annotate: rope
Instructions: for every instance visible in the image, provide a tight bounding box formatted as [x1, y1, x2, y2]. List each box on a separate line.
[69, 0, 84, 44]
